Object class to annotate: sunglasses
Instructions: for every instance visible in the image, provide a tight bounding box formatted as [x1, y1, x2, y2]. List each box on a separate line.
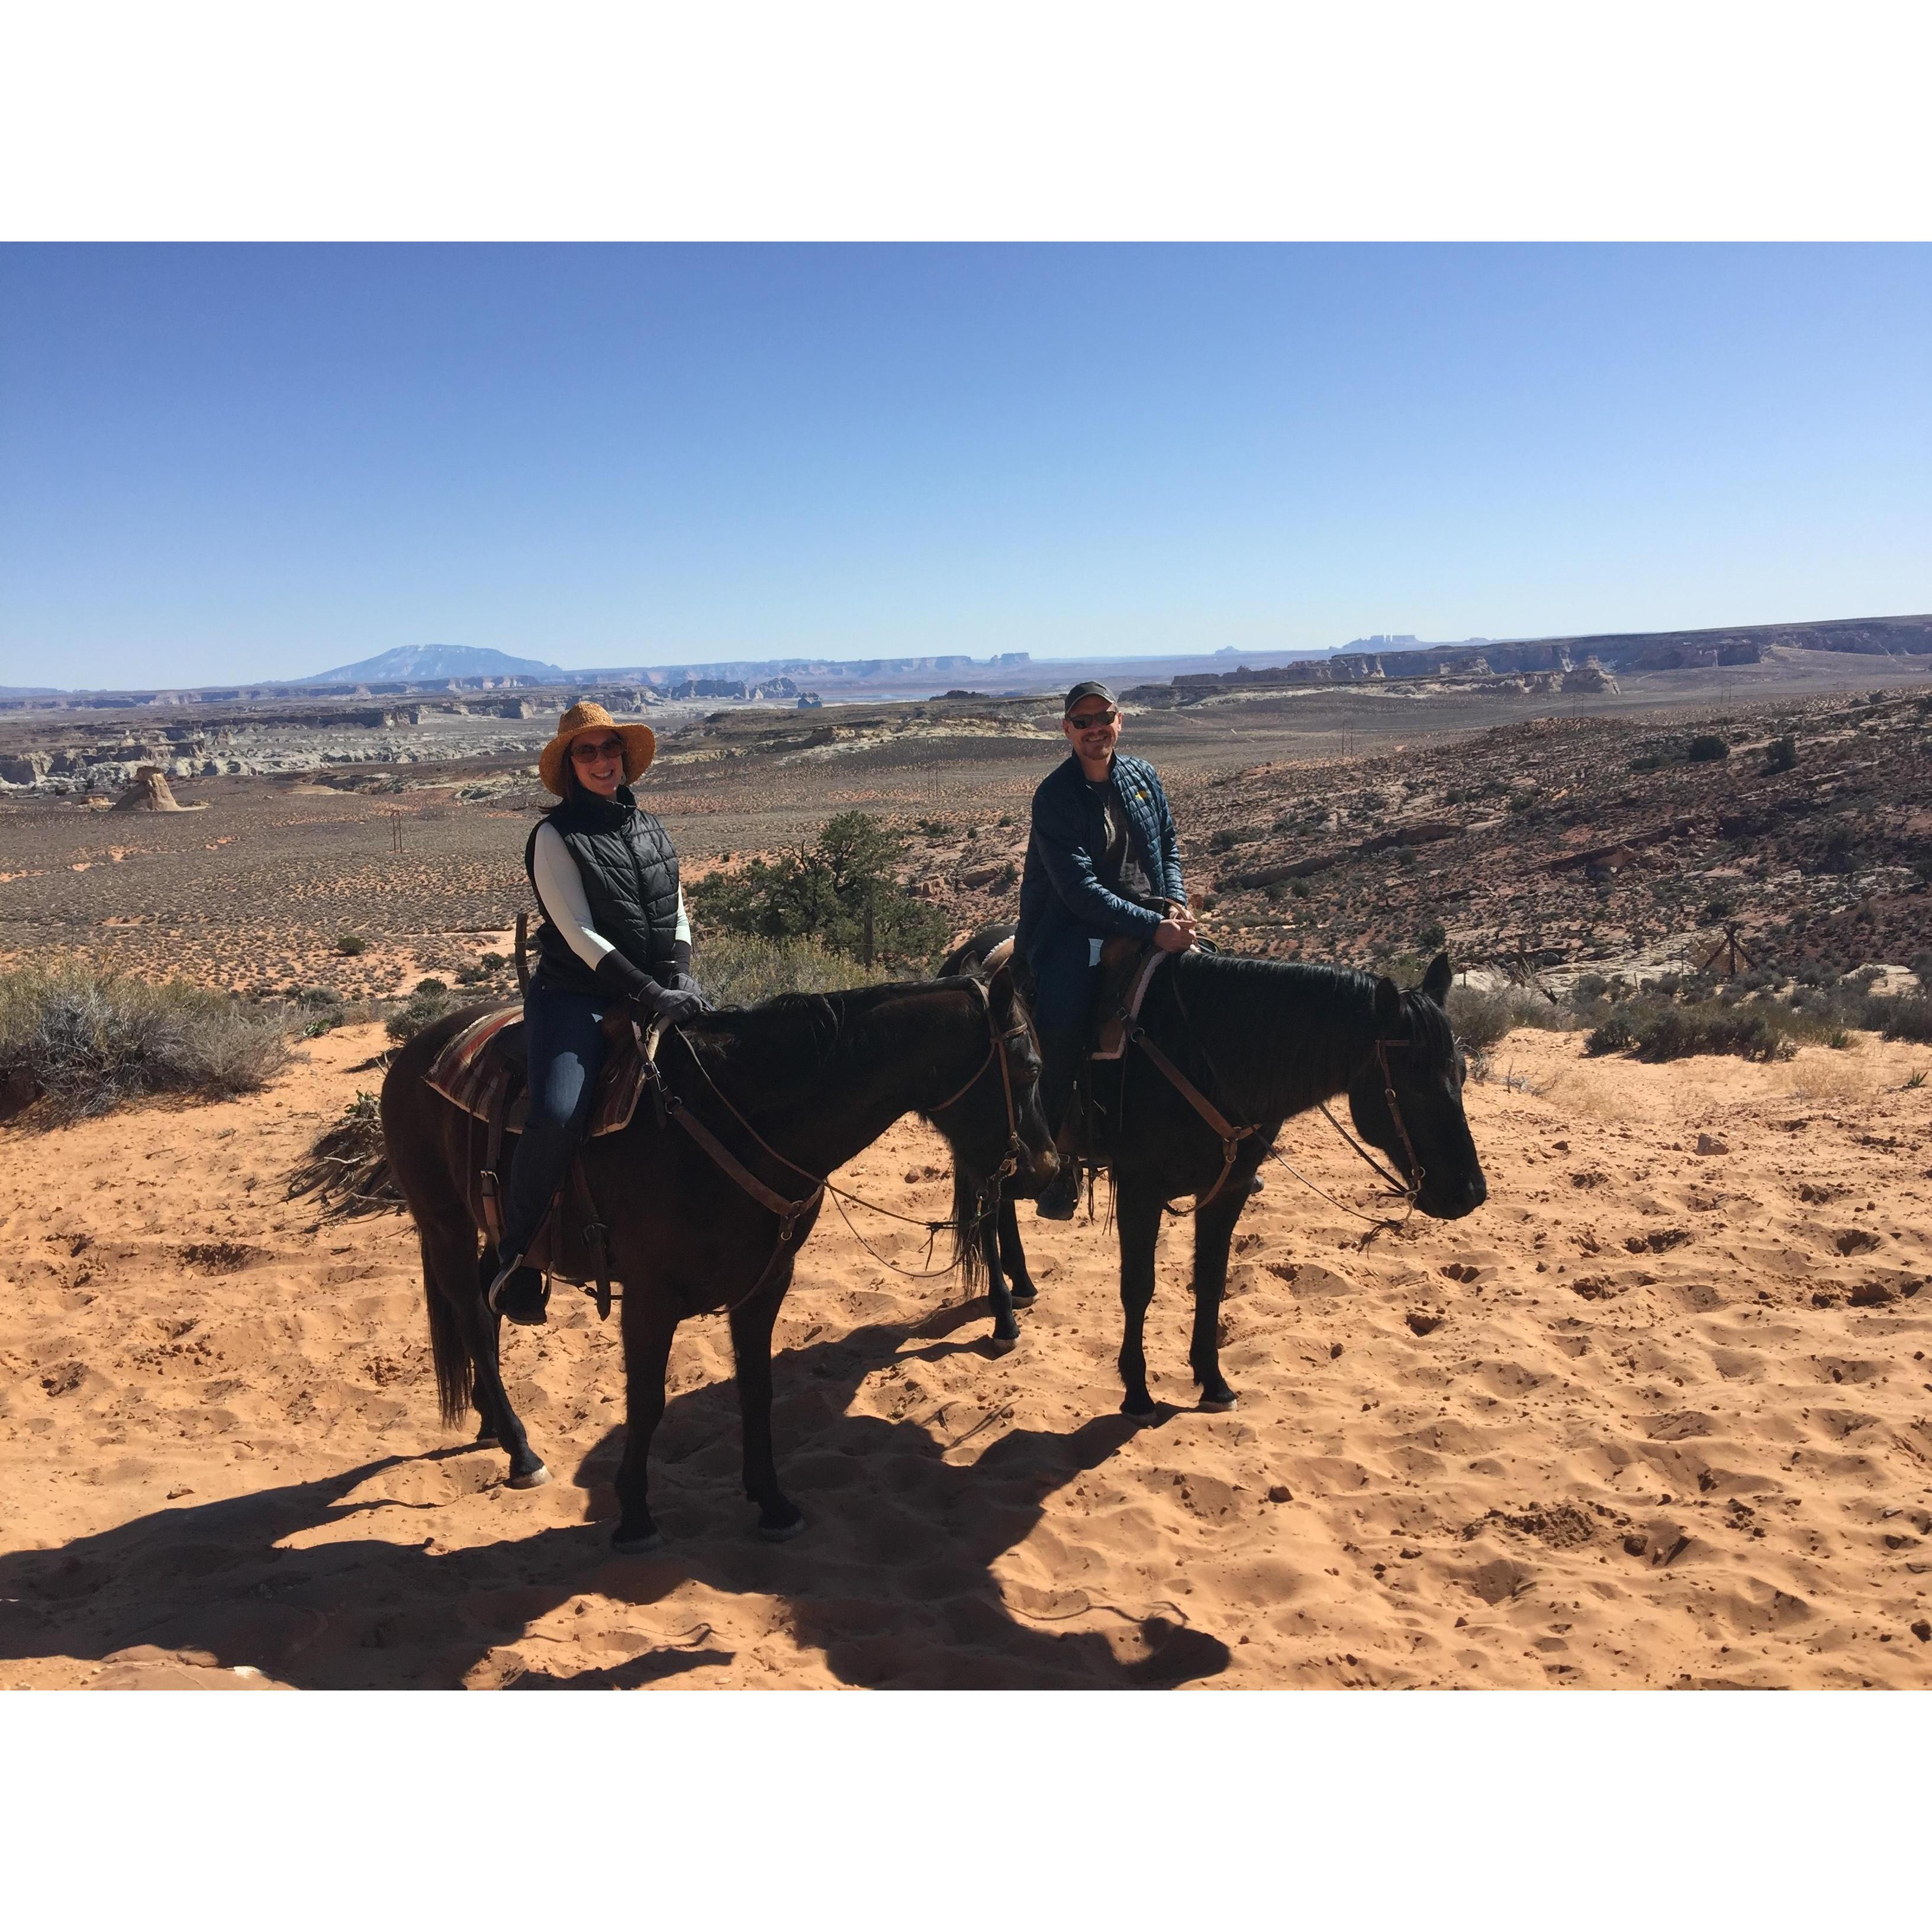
[1067, 707, 1119, 729]
[571, 737, 627, 764]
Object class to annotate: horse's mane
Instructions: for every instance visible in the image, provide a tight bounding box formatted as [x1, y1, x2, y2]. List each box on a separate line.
[681, 977, 965, 1108]
[1169, 951, 1453, 1116]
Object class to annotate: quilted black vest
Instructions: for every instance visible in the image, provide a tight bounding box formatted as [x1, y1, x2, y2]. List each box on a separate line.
[524, 785, 681, 995]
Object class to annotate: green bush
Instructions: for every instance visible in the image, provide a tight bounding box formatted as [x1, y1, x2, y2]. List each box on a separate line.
[1763, 735, 1798, 774]
[688, 811, 949, 968]
[0, 961, 295, 1123]
[1686, 735, 1730, 762]
[335, 934, 367, 956]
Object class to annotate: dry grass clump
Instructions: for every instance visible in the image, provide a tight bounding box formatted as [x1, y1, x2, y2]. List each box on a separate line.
[286, 1089, 401, 1218]
[0, 961, 295, 1125]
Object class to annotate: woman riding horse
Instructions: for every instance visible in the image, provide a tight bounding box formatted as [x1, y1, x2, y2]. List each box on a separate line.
[485, 700, 707, 1325]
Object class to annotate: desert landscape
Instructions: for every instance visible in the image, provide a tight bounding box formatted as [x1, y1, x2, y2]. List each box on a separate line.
[3, 642, 1931, 1689]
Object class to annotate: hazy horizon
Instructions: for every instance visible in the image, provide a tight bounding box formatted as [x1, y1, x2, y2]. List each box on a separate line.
[5, 244, 1928, 691]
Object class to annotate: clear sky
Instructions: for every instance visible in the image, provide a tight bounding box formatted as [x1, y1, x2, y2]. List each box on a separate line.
[2, 243, 1927, 689]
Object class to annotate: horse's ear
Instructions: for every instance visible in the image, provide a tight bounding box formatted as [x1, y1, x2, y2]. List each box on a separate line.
[1422, 952, 1453, 1006]
[1373, 975, 1403, 1034]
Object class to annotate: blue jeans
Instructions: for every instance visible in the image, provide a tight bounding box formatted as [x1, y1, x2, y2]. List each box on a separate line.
[1025, 928, 1102, 1141]
[500, 982, 609, 1257]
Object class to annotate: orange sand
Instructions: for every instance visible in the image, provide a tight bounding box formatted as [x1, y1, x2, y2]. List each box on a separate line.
[3, 1022, 1930, 1689]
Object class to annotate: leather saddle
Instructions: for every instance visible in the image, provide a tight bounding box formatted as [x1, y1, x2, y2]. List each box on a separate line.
[1089, 935, 1170, 1061]
[424, 1004, 659, 1139]
[423, 1004, 664, 1313]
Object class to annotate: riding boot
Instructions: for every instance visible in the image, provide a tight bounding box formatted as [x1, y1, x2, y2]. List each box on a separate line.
[485, 1248, 549, 1327]
[1033, 1024, 1083, 1221]
[489, 1115, 583, 1327]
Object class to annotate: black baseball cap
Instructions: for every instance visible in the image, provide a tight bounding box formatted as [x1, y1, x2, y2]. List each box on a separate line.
[1063, 681, 1118, 716]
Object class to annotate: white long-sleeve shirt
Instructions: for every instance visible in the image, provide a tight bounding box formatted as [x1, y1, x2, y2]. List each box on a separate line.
[530, 820, 690, 974]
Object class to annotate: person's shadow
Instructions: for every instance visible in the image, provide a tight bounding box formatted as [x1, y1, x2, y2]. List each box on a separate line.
[0, 1305, 1231, 1690]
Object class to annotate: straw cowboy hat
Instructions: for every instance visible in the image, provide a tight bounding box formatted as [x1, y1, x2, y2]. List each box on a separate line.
[537, 700, 657, 796]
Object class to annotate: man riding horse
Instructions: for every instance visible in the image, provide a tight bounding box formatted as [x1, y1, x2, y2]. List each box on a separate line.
[1016, 681, 1197, 1219]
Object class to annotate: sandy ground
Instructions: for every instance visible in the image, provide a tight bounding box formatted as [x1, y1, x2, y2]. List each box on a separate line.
[3, 1021, 1930, 1690]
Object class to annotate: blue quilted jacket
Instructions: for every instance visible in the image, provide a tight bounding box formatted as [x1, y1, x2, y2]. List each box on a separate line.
[1016, 751, 1187, 961]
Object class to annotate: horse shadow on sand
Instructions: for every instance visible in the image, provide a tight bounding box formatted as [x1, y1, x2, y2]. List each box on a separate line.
[0, 1302, 1231, 1690]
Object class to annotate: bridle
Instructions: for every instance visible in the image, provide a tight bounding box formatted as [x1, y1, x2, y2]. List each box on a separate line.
[1315, 1035, 1426, 1218]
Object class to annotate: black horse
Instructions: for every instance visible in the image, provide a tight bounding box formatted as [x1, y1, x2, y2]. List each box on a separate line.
[941, 926, 1486, 1416]
[381, 970, 1052, 1552]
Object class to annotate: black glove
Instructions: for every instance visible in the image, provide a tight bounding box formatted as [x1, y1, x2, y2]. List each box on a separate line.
[634, 981, 709, 1028]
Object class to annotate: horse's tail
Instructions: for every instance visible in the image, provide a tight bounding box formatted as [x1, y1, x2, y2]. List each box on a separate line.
[425, 1258, 475, 1428]
[951, 1163, 986, 1290]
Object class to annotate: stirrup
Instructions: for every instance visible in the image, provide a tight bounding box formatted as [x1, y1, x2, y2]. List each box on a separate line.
[487, 1253, 549, 1326]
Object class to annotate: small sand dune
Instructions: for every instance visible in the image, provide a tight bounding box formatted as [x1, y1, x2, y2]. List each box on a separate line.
[2, 1023, 1929, 1689]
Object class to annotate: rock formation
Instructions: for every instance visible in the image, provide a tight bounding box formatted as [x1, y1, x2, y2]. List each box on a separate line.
[110, 765, 207, 812]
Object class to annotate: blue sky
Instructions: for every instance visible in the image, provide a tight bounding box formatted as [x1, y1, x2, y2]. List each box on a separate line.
[2, 244, 1927, 688]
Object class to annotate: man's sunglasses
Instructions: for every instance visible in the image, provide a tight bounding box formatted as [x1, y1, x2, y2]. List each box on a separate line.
[1067, 707, 1119, 728]
[571, 737, 627, 764]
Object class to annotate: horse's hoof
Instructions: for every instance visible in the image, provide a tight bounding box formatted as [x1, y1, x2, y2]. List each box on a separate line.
[1009, 1284, 1038, 1307]
[1120, 1395, 1158, 1421]
[1199, 1393, 1239, 1413]
[988, 1330, 1020, 1356]
[757, 1508, 807, 1544]
[472, 1431, 500, 1448]
[505, 1462, 551, 1490]
[612, 1527, 665, 1556]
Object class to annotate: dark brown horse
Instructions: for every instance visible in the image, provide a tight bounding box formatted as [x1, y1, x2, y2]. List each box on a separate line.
[381, 970, 1052, 1553]
[941, 927, 1487, 1416]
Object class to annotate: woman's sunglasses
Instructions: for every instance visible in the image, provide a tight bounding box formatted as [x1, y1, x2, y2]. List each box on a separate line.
[571, 737, 627, 764]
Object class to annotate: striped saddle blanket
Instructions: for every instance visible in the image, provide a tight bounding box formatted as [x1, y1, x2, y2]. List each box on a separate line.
[423, 1005, 659, 1139]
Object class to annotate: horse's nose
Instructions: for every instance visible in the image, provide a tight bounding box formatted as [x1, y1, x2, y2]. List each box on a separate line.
[1032, 1145, 1060, 1181]
[1464, 1171, 1487, 1213]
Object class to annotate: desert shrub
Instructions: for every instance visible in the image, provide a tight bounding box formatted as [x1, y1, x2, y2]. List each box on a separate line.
[1584, 1012, 1635, 1055]
[335, 934, 367, 956]
[689, 812, 949, 968]
[385, 980, 463, 1043]
[1686, 735, 1730, 762]
[1588, 995, 1793, 1062]
[1763, 735, 1798, 774]
[1567, 972, 1609, 1008]
[1209, 826, 1260, 853]
[695, 933, 888, 1008]
[1445, 984, 1573, 1060]
[1881, 996, 1932, 1045]
[0, 961, 295, 1124]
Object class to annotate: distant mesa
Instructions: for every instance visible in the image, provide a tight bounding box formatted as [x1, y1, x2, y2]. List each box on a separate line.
[111, 765, 206, 813]
[290, 645, 566, 687]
